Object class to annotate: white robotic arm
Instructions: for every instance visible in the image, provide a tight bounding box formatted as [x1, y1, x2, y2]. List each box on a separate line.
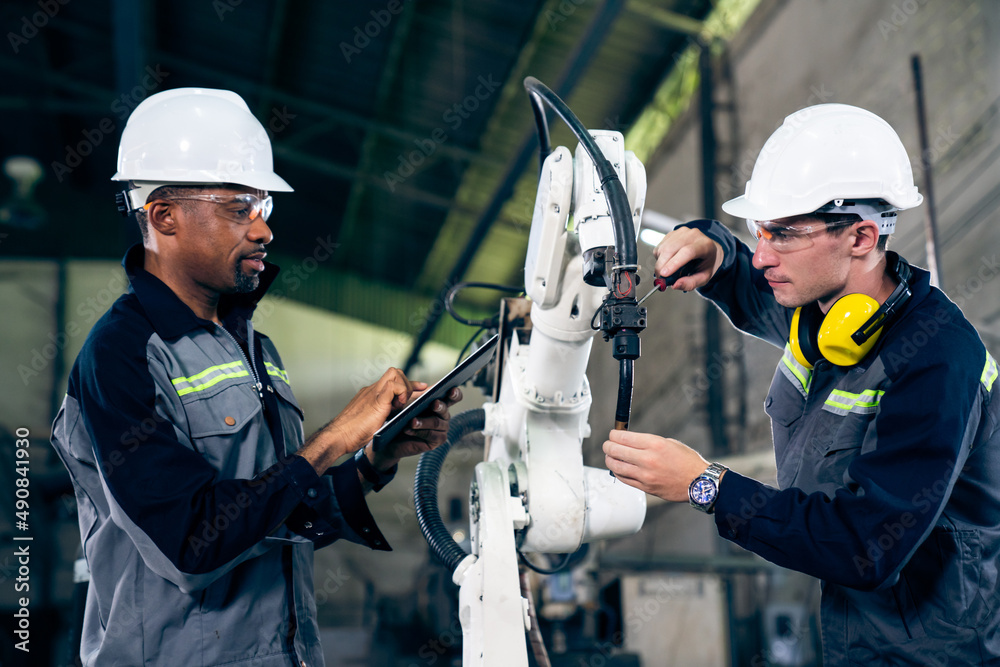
[413, 77, 651, 667]
[447, 129, 648, 666]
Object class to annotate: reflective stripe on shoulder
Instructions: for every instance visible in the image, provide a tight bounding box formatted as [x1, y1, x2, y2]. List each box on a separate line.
[264, 361, 289, 385]
[779, 344, 812, 398]
[171, 361, 249, 396]
[823, 388, 885, 416]
[983, 352, 998, 392]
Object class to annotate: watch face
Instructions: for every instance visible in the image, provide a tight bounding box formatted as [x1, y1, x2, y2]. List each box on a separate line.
[690, 478, 718, 506]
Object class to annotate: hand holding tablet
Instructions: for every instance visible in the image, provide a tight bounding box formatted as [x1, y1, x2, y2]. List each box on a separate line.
[372, 334, 499, 451]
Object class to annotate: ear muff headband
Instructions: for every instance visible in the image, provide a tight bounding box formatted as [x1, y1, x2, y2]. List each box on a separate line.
[788, 253, 912, 368]
[850, 252, 912, 345]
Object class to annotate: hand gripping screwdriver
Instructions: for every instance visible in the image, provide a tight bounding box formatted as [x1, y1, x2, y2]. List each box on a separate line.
[637, 259, 700, 305]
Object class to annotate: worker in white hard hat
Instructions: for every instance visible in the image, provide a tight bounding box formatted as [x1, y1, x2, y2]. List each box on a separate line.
[604, 103, 1000, 664]
[50, 88, 461, 667]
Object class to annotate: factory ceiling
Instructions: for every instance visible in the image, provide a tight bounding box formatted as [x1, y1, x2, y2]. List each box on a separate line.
[1, 0, 738, 359]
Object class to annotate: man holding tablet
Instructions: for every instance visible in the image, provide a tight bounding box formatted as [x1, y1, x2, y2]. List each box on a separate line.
[50, 87, 464, 667]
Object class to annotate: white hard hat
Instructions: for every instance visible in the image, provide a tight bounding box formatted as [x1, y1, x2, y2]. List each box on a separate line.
[112, 88, 292, 212]
[722, 104, 921, 233]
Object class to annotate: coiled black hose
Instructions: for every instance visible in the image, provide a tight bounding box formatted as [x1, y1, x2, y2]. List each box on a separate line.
[414, 408, 486, 573]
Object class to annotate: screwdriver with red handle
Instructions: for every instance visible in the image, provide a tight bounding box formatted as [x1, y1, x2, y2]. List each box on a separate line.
[636, 259, 700, 305]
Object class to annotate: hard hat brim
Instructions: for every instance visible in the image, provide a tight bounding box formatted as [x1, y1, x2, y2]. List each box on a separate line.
[722, 191, 922, 223]
[112, 171, 294, 193]
[721, 194, 776, 221]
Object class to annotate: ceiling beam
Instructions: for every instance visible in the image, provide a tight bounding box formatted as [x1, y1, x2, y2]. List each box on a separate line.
[413, 0, 570, 294]
[627, 0, 706, 36]
[625, 0, 764, 164]
[152, 51, 500, 168]
[38, 14, 505, 169]
[0, 97, 110, 114]
[337, 0, 419, 258]
[112, 0, 150, 96]
[263, 250, 490, 351]
[404, 0, 629, 372]
[254, 0, 291, 121]
[273, 143, 455, 212]
[0, 56, 112, 103]
[272, 142, 523, 225]
[0, 55, 489, 217]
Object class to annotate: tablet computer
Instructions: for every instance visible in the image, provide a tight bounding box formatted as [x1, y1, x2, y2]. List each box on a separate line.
[372, 334, 499, 451]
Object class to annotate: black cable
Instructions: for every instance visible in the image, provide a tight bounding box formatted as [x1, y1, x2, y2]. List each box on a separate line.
[518, 543, 590, 575]
[590, 300, 605, 331]
[455, 326, 487, 365]
[445, 281, 523, 328]
[523, 76, 638, 271]
[528, 91, 551, 177]
[524, 76, 641, 436]
[519, 551, 573, 575]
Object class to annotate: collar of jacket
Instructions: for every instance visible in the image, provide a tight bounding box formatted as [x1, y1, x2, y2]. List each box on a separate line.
[121, 243, 281, 340]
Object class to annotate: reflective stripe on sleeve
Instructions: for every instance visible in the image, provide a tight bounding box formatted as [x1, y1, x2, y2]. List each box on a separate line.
[983, 353, 998, 392]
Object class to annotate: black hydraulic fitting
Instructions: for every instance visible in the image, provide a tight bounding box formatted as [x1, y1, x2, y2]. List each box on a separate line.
[611, 329, 641, 360]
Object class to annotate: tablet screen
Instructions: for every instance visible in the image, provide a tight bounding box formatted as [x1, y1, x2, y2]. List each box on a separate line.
[372, 334, 499, 451]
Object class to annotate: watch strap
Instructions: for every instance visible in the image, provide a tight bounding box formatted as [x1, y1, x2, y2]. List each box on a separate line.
[703, 462, 727, 483]
[354, 447, 397, 492]
[689, 462, 728, 513]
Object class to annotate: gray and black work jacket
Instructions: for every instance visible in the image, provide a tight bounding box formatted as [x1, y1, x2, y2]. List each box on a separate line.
[51, 244, 392, 667]
[687, 220, 1000, 665]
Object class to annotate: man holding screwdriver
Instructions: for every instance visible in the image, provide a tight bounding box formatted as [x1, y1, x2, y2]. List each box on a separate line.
[604, 104, 1000, 664]
[50, 88, 460, 667]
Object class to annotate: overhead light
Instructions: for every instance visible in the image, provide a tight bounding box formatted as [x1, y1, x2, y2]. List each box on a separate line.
[638, 209, 683, 247]
[0, 155, 46, 230]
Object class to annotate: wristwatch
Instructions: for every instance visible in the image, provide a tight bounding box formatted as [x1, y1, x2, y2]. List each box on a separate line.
[688, 462, 728, 514]
[354, 447, 397, 492]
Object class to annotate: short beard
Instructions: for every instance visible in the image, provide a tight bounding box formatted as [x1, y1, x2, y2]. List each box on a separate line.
[234, 267, 260, 294]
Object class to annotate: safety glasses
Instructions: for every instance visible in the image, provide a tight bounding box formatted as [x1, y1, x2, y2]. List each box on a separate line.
[747, 218, 858, 252]
[145, 193, 273, 225]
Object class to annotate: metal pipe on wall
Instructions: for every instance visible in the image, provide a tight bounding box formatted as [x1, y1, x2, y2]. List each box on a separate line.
[699, 39, 742, 667]
[911, 54, 943, 289]
[698, 43, 730, 455]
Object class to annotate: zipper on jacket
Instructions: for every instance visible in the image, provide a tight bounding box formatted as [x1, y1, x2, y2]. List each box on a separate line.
[218, 323, 264, 401]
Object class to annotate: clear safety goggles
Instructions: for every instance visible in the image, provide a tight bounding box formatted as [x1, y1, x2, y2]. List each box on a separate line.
[145, 193, 273, 225]
[747, 218, 858, 252]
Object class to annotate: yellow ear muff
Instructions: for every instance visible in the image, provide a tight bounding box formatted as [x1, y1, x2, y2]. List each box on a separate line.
[789, 307, 815, 369]
[816, 294, 882, 366]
